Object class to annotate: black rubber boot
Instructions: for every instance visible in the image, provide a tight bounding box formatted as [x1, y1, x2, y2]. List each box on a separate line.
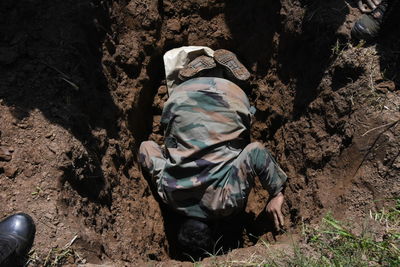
[352, 0, 392, 40]
[0, 213, 36, 267]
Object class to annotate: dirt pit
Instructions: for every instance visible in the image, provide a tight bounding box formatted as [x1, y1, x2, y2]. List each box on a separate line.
[0, 0, 399, 265]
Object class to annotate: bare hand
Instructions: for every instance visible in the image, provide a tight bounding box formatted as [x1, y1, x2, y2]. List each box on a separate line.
[358, 0, 382, 13]
[266, 192, 285, 231]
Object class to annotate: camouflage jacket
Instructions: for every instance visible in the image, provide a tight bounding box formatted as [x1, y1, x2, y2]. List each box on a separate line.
[142, 77, 287, 219]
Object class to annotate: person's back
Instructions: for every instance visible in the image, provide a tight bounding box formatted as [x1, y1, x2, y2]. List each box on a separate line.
[158, 77, 252, 219]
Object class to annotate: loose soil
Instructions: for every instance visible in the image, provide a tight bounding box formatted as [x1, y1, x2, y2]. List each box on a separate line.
[0, 0, 399, 265]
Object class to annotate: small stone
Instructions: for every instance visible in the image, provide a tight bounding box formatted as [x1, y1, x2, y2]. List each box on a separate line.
[376, 80, 396, 92]
[167, 19, 181, 32]
[4, 165, 17, 178]
[0, 146, 13, 161]
[47, 143, 58, 154]
[393, 160, 400, 169]
[211, 30, 224, 38]
[23, 167, 34, 178]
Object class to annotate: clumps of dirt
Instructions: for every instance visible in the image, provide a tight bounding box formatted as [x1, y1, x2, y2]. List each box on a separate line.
[0, 0, 399, 265]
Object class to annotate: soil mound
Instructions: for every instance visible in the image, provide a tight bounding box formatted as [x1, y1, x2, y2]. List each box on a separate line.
[0, 0, 399, 265]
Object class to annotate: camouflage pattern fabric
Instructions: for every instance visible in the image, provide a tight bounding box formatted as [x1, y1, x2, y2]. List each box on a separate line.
[139, 77, 287, 220]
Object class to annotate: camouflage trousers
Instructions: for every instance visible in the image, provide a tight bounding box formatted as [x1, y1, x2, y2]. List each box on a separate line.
[139, 141, 286, 206]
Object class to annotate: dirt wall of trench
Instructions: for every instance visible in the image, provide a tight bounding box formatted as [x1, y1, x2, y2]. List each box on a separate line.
[0, 0, 399, 265]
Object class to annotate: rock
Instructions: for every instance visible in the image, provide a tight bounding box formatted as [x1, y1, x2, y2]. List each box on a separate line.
[0, 146, 13, 161]
[376, 80, 396, 92]
[23, 167, 34, 178]
[4, 165, 18, 178]
[167, 19, 181, 32]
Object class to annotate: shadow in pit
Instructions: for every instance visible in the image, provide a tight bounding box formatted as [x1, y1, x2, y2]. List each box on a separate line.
[224, 0, 349, 117]
[374, 1, 400, 91]
[128, 51, 165, 157]
[0, 0, 118, 205]
[142, 169, 277, 261]
[278, 0, 349, 119]
[163, 206, 277, 261]
[222, 0, 354, 133]
[224, 0, 281, 78]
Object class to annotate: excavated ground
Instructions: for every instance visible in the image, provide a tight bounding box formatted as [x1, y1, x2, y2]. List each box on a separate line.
[0, 0, 399, 265]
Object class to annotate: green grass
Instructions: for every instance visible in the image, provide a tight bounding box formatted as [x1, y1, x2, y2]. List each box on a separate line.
[300, 215, 399, 266]
[200, 198, 400, 267]
[43, 247, 73, 267]
[283, 199, 399, 267]
[26, 235, 83, 266]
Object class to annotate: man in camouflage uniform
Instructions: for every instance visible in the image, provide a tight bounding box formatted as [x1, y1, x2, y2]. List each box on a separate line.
[139, 48, 287, 254]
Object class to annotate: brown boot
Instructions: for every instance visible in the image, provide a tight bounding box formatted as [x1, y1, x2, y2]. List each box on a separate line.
[214, 49, 250, 81]
[178, 55, 216, 81]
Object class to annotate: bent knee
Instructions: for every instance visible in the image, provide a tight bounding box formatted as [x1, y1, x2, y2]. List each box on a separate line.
[139, 141, 156, 155]
[139, 141, 160, 169]
[246, 142, 265, 151]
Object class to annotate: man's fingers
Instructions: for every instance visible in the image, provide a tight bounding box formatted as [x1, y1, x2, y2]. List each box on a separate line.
[358, 0, 370, 13]
[272, 211, 280, 231]
[359, 0, 382, 13]
[372, 0, 382, 5]
[277, 209, 285, 228]
[366, 0, 377, 10]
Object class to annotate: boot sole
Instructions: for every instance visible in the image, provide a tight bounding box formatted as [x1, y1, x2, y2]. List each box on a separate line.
[178, 55, 216, 81]
[214, 49, 250, 81]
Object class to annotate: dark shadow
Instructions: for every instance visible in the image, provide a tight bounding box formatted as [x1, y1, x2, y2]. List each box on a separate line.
[224, 0, 349, 118]
[0, 0, 118, 205]
[140, 170, 187, 260]
[375, 1, 400, 91]
[244, 209, 277, 242]
[162, 206, 277, 261]
[331, 64, 364, 91]
[142, 167, 277, 261]
[277, 0, 349, 118]
[128, 51, 165, 156]
[224, 0, 281, 78]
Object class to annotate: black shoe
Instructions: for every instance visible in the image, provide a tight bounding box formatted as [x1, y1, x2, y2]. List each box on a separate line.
[352, 0, 391, 40]
[0, 213, 36, 267]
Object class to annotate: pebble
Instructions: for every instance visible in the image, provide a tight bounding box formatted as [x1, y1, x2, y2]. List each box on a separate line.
[4, 165, 18, 178]
[167, 19, 181, 32]
[0, 146, 12, 161]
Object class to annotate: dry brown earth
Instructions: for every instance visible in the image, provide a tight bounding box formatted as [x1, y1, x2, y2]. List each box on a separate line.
[0, 0, 399, 265]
